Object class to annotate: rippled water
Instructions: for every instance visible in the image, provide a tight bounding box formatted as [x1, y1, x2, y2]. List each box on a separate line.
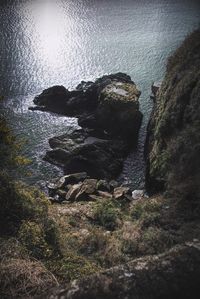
[0, 0, 200, 187]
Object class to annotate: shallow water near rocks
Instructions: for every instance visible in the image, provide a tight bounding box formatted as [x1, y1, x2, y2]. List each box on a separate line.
[0, 0, 200, 188]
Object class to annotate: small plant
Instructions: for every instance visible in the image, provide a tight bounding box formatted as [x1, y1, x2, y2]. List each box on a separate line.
[68, 216, 77, 227]
[0, 238, 58, 299]
[46, 252, 99, 282]
[139, 227, 178, 255]
[130, 198, 162, 222]
[18, 221, 53, 259]
[79, 228, 108, 255]
[93, 200, 119, 230]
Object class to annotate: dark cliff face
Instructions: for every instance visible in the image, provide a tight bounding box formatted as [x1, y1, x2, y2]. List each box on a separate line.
[145, 30, 200, 201]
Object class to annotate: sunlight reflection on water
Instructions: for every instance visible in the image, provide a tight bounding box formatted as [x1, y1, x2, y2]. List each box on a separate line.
[0, 0, 200, 186]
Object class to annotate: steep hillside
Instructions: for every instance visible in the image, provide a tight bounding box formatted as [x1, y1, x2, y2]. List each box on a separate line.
[145, 30, 200, 207]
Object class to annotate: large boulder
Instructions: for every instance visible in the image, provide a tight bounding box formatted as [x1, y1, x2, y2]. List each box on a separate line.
[33, 85, 97, 116]
[75, 179, 98, 201]
[113, 186, 131, 200]
[45, 129, 128, 180]
[96, 81, 142, 139]
[33, 85, 70, 113]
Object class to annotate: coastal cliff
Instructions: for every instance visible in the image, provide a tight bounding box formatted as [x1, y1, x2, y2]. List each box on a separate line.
[145, 30, 200, 201]
[1, 31, 200, 298]
[44, 30, 200, 298]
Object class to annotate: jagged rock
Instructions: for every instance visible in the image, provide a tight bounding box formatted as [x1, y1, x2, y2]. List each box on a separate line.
[65, 172, 88, 185]
[109, 180, 119, 190]
[45, 241, 200, 299]
[75, 179, 98, 201]
[97, 190, 113, 199]
[31, 73, 141, 124]
[151, 81, 162, 97]
[65, 183, 82, 201]
[65, 179, 98, 201]
[33, 85, 69, 108]
[45, 148, 71, 167]
[56, 189, 67, 199]
[32, 85, 96, 116]
[97, 180, 111, 192]
[113, 186, 131, 200]
[47, 173, 87, 193]
[49, 131, 87, 150]
[47, 176, 66, 191]
[132, 190, 145, 200]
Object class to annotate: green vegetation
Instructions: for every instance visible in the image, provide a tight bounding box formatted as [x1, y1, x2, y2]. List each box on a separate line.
[0, 114, 97, 297]
[146, 29, 200, 207]
[93, 200, 119, 230]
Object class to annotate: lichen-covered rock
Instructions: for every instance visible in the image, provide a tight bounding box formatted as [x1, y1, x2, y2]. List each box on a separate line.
[75, 179, 98, 201]
[96, 81, 142, 139]
[145, 30, 200, 198]
[46, 241, 200, 299]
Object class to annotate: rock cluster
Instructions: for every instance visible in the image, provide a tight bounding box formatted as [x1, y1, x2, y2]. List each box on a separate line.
[31, 73, 143, 180]
[47, 172, 133, 203]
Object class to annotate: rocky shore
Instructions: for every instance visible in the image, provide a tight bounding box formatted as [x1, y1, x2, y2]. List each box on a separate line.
[1, 31, 199, 299]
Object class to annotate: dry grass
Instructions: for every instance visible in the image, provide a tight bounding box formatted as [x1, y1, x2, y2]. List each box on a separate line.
[0, 239, 58, 299]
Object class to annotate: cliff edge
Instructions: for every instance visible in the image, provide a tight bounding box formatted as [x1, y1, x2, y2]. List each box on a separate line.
[145, 30, 200, 203]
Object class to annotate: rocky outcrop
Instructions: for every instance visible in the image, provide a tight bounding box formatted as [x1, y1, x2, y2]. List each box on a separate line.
[32, 73, 143, 180]
[46, 241, 200, 299]
[32, 73, 142, 140]
[45, 129, 129, 180]
[145, 30, 200, 197]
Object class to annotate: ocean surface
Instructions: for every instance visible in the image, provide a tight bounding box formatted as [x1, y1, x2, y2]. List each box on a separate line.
[0, 0, 200, 188]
